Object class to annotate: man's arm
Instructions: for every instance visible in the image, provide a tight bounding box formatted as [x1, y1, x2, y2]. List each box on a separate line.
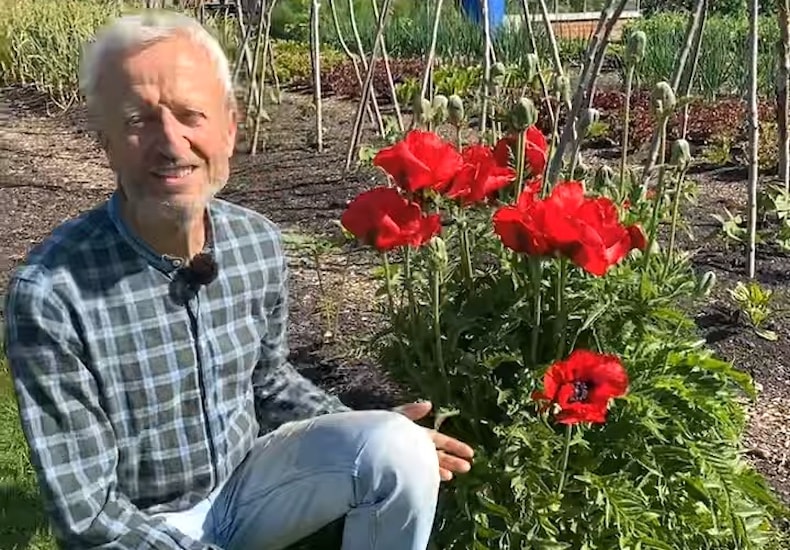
[5, 276, 221, 550]
[252, 237, 351, 434]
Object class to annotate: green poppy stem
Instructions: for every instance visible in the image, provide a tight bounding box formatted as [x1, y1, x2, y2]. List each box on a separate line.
[555, 258, 568, 360]
[556, 424, 573, 497]
[642, 117, 670, 269]
[404, 247, 416, 318]
[459, 214, 474, 289]
[529, 257, 543, 366]
[515, 129, 527, 199]
[381, 252, 396, 321]
[432, 263, 447, 388]
[664, 166, 688, 278]
[619, 65, 635, 198]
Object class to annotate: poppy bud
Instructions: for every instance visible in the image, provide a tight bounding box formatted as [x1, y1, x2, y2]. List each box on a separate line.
[510, 97, 538, 131]
[594, 164, 616, 191]
[554, 74, 571, 103]
[432, 94, 449, 124]
[697, 270, 717, 297]
[412, 91, 432, 127]
[670, 138, 692, 170]
[428, 236, 449, 272]
[625, 31, 647, 68]
[448, 94, 465, 127]
[651, 81, 676, 118]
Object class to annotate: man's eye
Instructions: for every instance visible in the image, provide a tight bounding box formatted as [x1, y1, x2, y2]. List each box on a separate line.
[181, 111, 205, 125]
[125, 115, 144, 127]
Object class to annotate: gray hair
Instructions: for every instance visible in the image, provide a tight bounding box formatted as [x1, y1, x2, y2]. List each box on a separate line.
[79, 11, 235, 114]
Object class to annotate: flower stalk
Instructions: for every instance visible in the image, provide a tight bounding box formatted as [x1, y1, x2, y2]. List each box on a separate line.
[556, 424, 573, 497]
[529, 258, 543, 366]
[382, 252, 396, 321]
[555, 258, 568, 360]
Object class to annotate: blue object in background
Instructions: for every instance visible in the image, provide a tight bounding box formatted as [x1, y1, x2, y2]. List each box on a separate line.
[460, 0, 507, 31]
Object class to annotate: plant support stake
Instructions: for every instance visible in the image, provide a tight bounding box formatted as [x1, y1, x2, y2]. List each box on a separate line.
[747, 0, 759, 278]
[345, 0, 395, 171]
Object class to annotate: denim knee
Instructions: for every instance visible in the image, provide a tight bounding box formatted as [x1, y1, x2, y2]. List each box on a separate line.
[352, 411, 440, 507]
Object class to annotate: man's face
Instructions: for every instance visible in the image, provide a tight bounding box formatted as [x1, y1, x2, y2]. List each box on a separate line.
[97, 34, 237, 223]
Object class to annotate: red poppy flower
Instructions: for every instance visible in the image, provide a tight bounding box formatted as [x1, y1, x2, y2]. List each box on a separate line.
[373, 130, 463, 193]
[443, 144, 516, 204]
[493, 126, 549, 178]
[493, 181, 645, 276]
[492, 187, 553, 256]
[532, 349, 629, 425]
[341, 187, 441, 251]
[626, 224, 648, 251]
[543, 186, 634, 276]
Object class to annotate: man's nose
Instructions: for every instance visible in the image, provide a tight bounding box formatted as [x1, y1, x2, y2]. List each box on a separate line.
[154, 111, 189, 158]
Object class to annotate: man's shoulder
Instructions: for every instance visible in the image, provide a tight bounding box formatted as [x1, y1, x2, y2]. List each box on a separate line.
[212, 198, 284, 251]
[10, 201, 114, 291]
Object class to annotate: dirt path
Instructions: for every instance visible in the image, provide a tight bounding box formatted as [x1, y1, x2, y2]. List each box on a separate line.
[0, 88, 788, 505]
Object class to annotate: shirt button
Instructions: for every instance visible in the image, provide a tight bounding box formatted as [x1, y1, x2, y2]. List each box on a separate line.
[172, 258, 183, 267]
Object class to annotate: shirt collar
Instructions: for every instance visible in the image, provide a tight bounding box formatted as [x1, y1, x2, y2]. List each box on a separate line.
[108, 190, 218, 274]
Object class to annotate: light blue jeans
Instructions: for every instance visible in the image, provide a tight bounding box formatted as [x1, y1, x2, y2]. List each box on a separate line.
[155, 410, 441, 550]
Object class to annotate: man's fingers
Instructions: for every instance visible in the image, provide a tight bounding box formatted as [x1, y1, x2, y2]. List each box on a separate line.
[433, 431, 475, 459]
[439, 467, 453, 482]
[438, 451, 472, 474]
[393, 401, 433, 421]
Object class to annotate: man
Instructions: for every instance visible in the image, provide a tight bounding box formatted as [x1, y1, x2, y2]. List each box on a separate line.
[4, 11, 473, 550]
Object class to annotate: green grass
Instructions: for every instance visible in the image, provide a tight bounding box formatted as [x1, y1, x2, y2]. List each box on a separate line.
[0, 354, 57, 550]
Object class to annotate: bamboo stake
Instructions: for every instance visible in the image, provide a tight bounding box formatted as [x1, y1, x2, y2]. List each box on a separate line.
[244, 1, 267, 125]
[777, 0, 790, 191]
[345, 0, 395, 171]
[420, 0, 446, 104]
[327, 0, 380, 128]
[369, 0, 404, 131]
[536, 0, 566, 106]
[518, 0, 555, 123]
[250, 0, 276, 155]
[747, 0, 760, 278]
[679, 0, 707, 138]
[480, 0, 493, 135]
[640, 0, 706, 190]
[310, 0, 323, 152]
[347, 0, 387, 137]
[545, 0, 628, 186]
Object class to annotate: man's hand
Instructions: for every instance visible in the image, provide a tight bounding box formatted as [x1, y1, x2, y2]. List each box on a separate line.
[395, 401, 474, 482]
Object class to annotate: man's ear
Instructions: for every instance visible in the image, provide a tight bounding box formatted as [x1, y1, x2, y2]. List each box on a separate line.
[225, 106, 238, 157]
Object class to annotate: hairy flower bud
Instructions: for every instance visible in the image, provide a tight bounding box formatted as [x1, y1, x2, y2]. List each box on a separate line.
[594, 164, 616, 191]
[491, 61, 507, 87]
[670, 138, 692, 170]
[432, 94, 449, 124]
[625, 31, 647, 68]
[697, 270, 717, 297]
[428, 236, 449, 273]
[651, 81, 677, 118]
[554, 74, 571, 104]
[448, 94, 465, 127]
[412, 91, 432, 127]
[510, 97, 538, 131]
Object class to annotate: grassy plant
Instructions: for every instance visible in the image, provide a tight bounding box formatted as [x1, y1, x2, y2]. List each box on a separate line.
[625, 13, 779, 98]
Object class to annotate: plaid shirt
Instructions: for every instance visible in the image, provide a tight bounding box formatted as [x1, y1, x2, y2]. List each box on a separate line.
[4, 192, 350, 549]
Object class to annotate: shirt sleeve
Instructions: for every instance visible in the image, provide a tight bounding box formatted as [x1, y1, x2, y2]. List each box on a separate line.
[4, 275, 223, 550]
[252, 240, 351, 434]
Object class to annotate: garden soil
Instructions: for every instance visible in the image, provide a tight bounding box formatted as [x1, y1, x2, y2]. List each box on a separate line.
[1, 87, 788, 510]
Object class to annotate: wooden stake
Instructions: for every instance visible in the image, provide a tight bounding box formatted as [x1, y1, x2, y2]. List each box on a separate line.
[747, 0, 760, 279]
[310, 0, 324, 152]
[345, 0, 395, 171]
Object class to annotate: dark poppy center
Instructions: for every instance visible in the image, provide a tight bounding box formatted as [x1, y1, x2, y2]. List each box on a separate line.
[569, 380, 591, 403]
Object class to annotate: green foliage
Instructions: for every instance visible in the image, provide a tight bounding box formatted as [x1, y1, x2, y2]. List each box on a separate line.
[360, 152, 788, 547]
[624, 13, 779, 98]
[729, 281, 777, 341]
[0, 0, 120, 108]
